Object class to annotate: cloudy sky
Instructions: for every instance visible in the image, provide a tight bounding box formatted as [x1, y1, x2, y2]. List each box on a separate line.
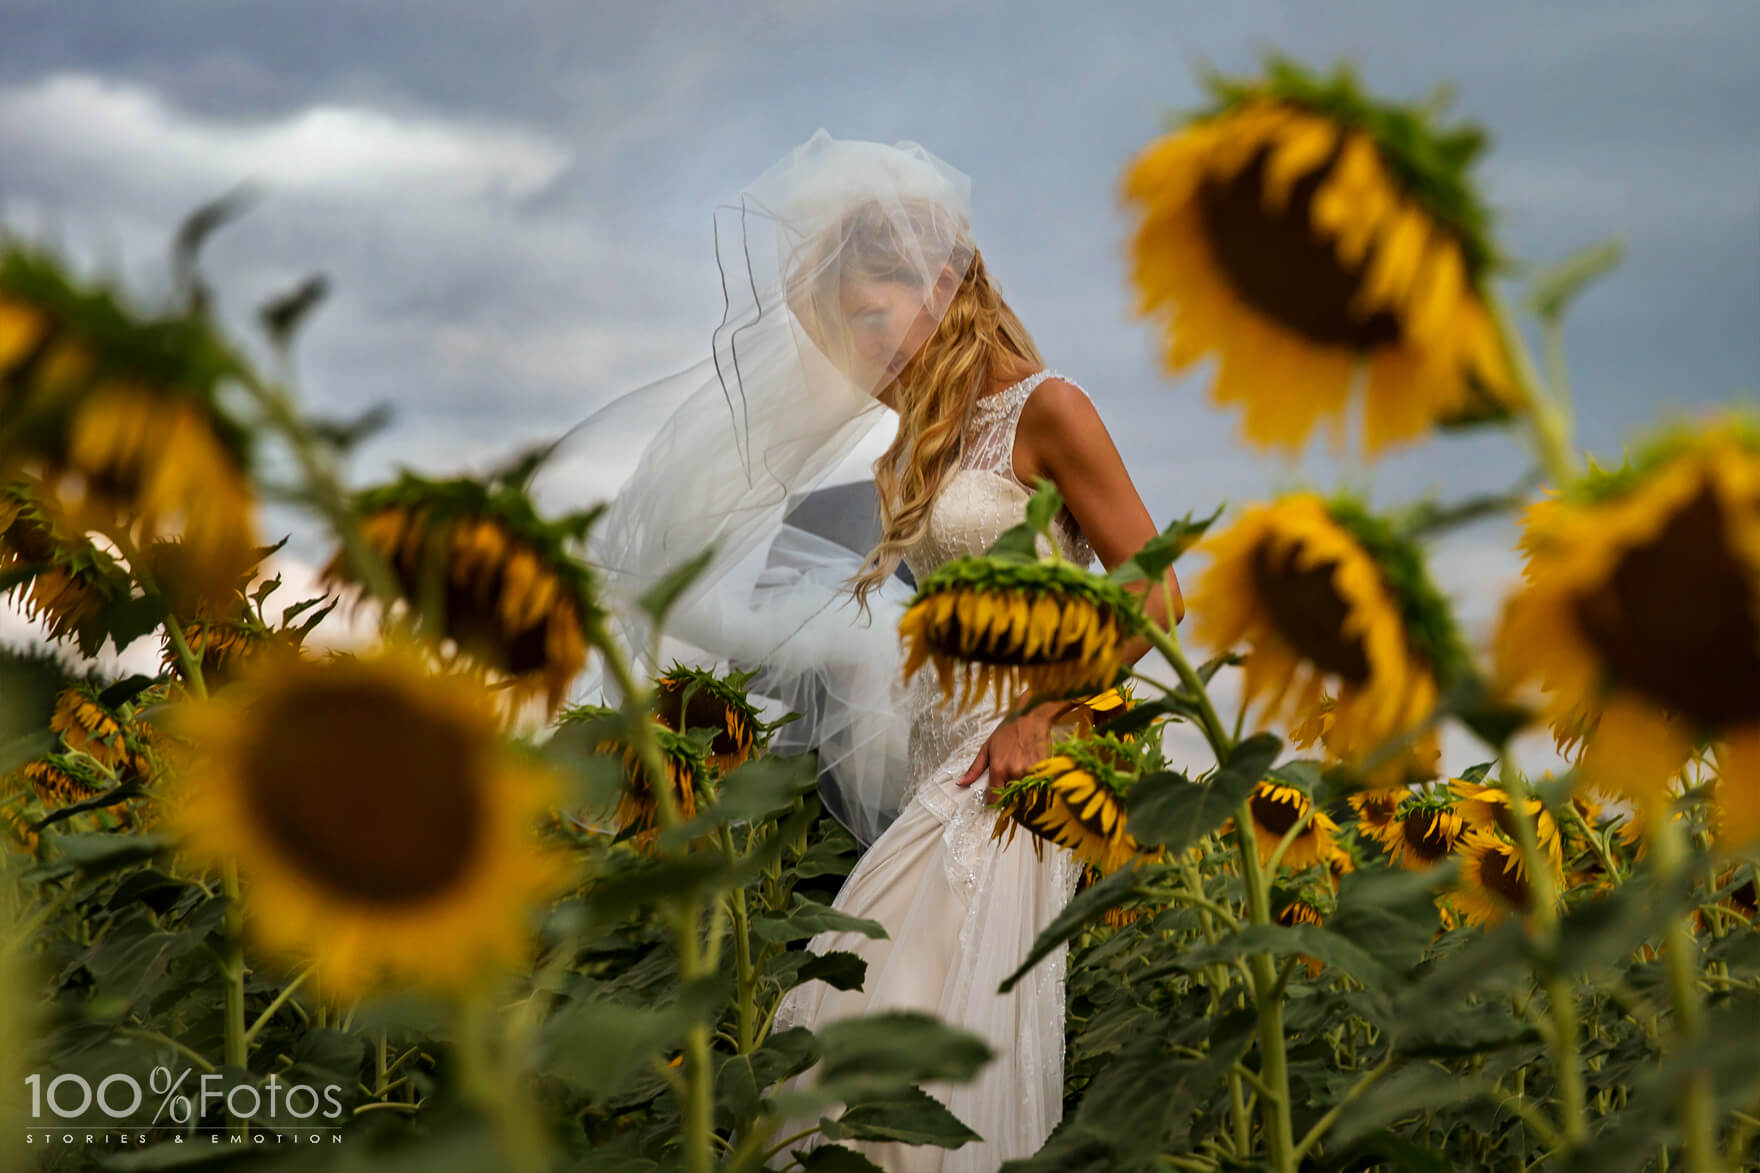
[1, 0, 1754, 772]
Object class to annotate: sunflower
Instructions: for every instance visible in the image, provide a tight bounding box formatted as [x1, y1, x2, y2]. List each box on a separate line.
[1, 801, 36, 855]
[558, 703, 712, 851]
[899, 557, 1140, 717]
[1273, 886, 1332, 977]
[1229, 779, 1338, 871]
[0, 477, 132, 655]
[1191, 494, 1464, 785]
[1121, 56, 1513, 458]
[990, 738, 1155, 875]
[0, 242, 258, 592]
[320, 474, 603, 717]
[1454, 828, 1563, 928]
[1386, 798, 1467, 870]
[1073, 860, 1158, 929]
[1449, 778, 1563, 867]
[652, 662, 766, 776]
[1346, 788, 1406, 853]
[165, 639, 573, 999]
[1493, 420, 1760, 844]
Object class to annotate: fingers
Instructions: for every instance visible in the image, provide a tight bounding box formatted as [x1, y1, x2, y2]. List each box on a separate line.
[956, 743, 989, 788]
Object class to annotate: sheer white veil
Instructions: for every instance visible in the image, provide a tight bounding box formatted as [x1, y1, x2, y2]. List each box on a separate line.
[550, 129, 977, 847]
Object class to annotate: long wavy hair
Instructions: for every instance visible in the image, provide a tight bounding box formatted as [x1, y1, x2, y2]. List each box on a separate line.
[786, 197, 1047, 625]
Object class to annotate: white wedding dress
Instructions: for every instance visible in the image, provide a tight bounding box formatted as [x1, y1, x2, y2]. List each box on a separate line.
[769, 368, 1094, 1172]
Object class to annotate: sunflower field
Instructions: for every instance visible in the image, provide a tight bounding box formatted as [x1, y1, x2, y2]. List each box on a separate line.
[3, 53, 1759, 1173]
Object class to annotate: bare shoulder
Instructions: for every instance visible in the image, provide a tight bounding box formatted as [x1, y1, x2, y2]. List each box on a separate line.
[1015, 377, 1110, 483]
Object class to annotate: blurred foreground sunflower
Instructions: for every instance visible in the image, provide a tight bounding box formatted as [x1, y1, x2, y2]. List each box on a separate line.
[321, 474, 603, 717]
[1121, 56, 1513, 457]
[167, 640, 572, 999]
[900, 557, 1140, 716]
[0, 240, 257, 592]
[1192, 493, 1464, 785]
[1494, 420, 1760, 843]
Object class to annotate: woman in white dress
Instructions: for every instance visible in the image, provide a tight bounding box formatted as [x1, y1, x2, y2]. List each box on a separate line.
[570, 130, 1183, 1172]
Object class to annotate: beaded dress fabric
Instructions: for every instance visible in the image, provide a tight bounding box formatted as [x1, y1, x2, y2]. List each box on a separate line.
[768, 369, 1095, 1171]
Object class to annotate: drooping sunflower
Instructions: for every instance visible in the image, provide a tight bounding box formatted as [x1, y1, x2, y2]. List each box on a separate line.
[1449, 778, 1563, 867]
[320, 473, 605, 717]
[990, 736, 1157, 875]
[1385, 798, 1468, 870]
[1273, 885, 1333, 977]
[1, 800, 37, 855]
[0, 477, 133, 655]
[1346, 788, 1406, 853]
[652, 662, 766, 776]
[1229, 779, 1339, 871]
[7, 755, 134, 832]
[165, 639, 574, 999]
[49, 685, 156, 785]
[1493, 420, 1760, 844]
[558, 702, 713, 851]
[0, 240, 258, 591]
[1191, 493, 1465, 785]
[1454, 828, 1563, 928]
[1121, 56, 1513, 457]
[899, 556, 1141, 717]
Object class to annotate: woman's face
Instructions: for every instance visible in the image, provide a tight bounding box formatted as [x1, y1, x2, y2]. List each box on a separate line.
[838, 266, 958, 408]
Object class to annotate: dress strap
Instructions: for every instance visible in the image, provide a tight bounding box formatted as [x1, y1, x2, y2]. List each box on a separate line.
[963, 368, 1089, 490]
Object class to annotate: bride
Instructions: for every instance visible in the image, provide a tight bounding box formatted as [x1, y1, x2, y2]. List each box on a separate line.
[571, 130, 1183, 1171]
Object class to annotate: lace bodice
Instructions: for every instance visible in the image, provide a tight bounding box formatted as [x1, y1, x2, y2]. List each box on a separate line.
[900, 368, 1098, 584]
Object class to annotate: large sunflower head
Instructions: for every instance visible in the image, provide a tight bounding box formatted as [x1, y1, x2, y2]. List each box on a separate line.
[1121, 55, 1512, 458]
[990, 735, 1157, 875]
[652, 662, 766, 776]
[1229, 778, 1339, 872]
[1494, 419, 1760, 841]
[320, 473, 605, 718]
[899, 557, 1141, 716]
[1192, 493, 1465, 785]
[1453, 827, 1562, 928]
[1386, 797, 1467, 870]
[165, 638, 574, 999]
[0, 240, 258, 591]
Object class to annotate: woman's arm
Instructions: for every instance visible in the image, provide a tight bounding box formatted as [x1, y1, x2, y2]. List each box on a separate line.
[955, 377, 1185, 799]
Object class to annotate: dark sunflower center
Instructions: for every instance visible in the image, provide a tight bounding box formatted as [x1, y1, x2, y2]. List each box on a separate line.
[1403, 812, 1456, 862]
[656, 684, 746, 756]
[1480, 845, 1532, 911]
[1197, 142, 1403, 349]
[1251, 788, 1307, 837]
[1250, 540, 1373, 684]
[240, 675, 485, 907]
[1573, 482, 1760, 730]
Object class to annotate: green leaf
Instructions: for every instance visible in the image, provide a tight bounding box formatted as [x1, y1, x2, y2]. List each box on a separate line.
[769, 1010, 993, 1117]
[1138, 923, 1399, 1004]
[796, 1144, 887, 1172]
[999, 866, 1147, 993]
[751, 894, 888, 945]
[637, 544, 718, 624]
[545, 974, 728, 1100]
[47, 831, 174, 876]
[658, 753, 818, 845]
[715, 1026, 817, 1121]
[1327, 1062, 1481, 1148]
[1124, 768, 1250, 851]
[1105, 505, 1222, 586]
[1527, 238, 1626, 321]
[1327, 865, 1449, 976]
[818, 1085, 981, 1148]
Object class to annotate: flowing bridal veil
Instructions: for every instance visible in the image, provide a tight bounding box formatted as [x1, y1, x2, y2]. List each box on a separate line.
[550, 128, 979, 848]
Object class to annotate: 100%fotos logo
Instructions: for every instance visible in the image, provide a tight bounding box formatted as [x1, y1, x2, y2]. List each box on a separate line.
[25, 1065, 346, 1126]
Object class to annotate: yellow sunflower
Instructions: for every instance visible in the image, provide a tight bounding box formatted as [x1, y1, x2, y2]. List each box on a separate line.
[1, 800, 37, 855]
[1386, 799, 1467, 870]
[1449, 778, 1563, 867]
[1273, 887, 1331, 977]
[165, 639, 574, 999]
[0, 243, 258, 593]
[0, 478, 132, 654]
[1346, 788, 1407, 853]
[1121, 57, 1513, 457]
[899, 558, 1140, 717]
[1493, 420, 1760, 844]
[1454, 828, 1563, 928]
[1231, 779, 1338, 871]
[1191, 494, 1463, 785]
[990, 742, 1155, 875]
[559, 703, 713, 852]
[321, 477, 602, 717]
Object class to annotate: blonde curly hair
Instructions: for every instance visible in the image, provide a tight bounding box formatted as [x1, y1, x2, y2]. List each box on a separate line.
[786, 196, 1047, 625]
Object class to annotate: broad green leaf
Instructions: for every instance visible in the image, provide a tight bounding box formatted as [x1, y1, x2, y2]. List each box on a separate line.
[751, 894, 887, 945]
[1124, 769, 1249, 851]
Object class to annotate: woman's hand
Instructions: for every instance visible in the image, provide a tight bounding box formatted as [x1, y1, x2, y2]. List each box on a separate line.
[955, 705, 1060, 806]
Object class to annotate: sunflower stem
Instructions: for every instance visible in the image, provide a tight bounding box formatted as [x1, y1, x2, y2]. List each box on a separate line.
[220, 860, 248, 1138]
[1497, 769, 1585, 1149]
[1139, 618, 1233, 761]
[718, 823, 758, 1053]
[242, 966, 311, 1048]
[1487, 291, 1577, 487]
[1648, 808, 1724, 1173]
[1232, 799, 1294, 1171]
